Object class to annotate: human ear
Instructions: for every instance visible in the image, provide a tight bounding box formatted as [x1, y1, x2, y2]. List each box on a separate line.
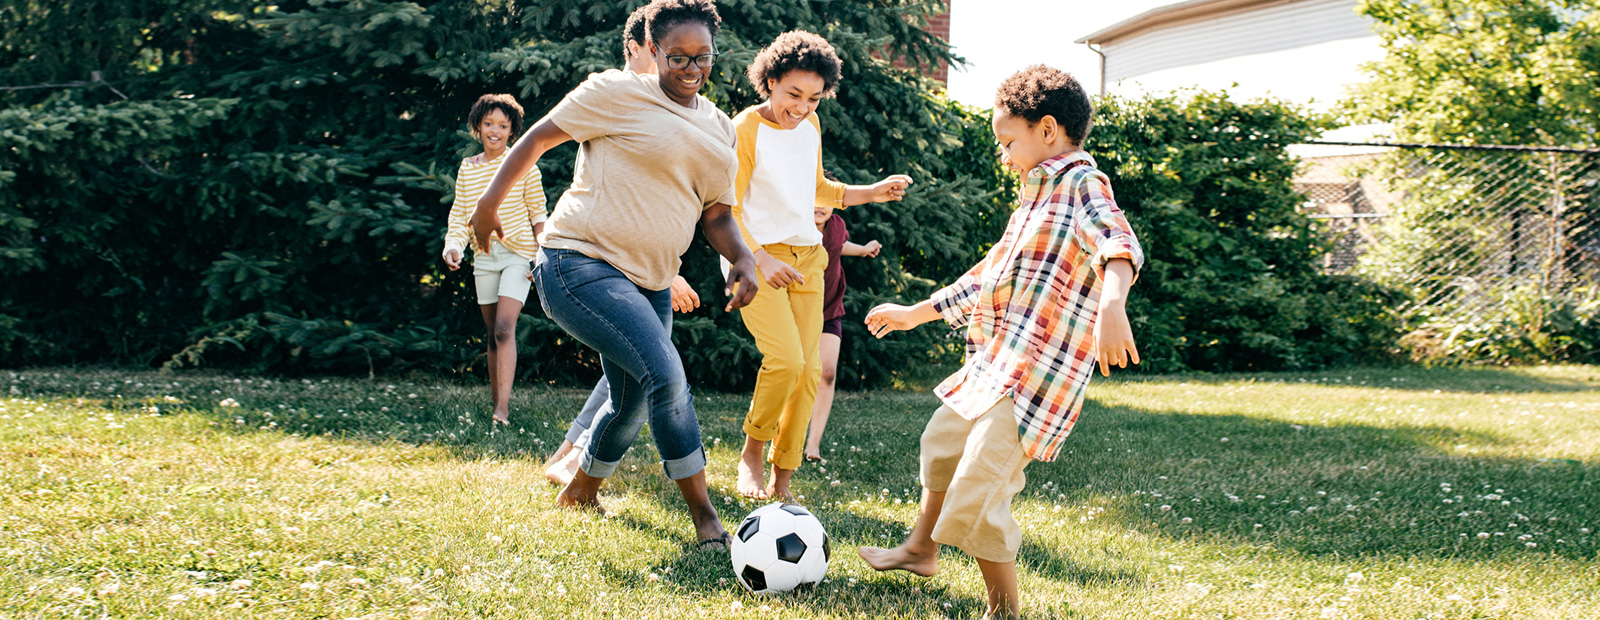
[1038, 115, 1059, 145]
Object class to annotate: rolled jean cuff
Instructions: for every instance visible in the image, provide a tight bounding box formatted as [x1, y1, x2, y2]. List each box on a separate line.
[661, 445, 708, 480]
[580, 450, 621, 479]
[564, 418, 590, 445]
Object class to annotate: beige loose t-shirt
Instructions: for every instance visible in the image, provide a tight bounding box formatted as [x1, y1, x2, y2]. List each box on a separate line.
[539, 69, 739, 290]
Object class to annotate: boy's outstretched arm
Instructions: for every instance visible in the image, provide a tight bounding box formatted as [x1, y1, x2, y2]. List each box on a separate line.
[865, 299, 940, 338]
[841, 240, 882, 258]
[842, 175, 913, 206]
[1094, 258, 1139, 376]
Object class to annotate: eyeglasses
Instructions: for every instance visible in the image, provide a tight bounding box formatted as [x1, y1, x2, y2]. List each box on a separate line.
[664, 52, 718, 70]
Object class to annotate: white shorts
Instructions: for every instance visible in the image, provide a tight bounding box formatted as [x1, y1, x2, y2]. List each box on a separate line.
[472, 242, 533, 305]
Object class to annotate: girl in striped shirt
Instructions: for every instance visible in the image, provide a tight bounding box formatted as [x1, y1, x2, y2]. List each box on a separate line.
[441, 94, 547, 426]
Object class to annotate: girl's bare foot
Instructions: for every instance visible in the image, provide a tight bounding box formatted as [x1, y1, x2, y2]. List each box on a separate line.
[737, 437, 768, 499]
[765, 467, 795, 503]
[491, 410, 510, 426]
[544, 445, 583, 486]
[859, 543, 940, 577]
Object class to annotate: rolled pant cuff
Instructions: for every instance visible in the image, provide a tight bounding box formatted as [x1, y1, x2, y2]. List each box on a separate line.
[930, 531, 1018, 564]
[743, 420, 778, 442]
[580, 451, 621, 479]
[564, 420, 590, 446]
[661, 445, 707, 480]
[768, 447, 804, 471]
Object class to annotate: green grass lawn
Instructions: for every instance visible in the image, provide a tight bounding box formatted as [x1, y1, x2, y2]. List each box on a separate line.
[1, 365, 1596, 619]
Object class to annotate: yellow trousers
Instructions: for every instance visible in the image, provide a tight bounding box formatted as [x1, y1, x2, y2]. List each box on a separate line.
[739, 243, 827, 470]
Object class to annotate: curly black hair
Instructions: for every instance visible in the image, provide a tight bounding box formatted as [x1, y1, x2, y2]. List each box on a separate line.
[994, 64, 1094, 145]
[746, 31, 842, 99]
[646, 0, 720, 48]
[467, 94, 525, 141]
[622, 2, 651, 57]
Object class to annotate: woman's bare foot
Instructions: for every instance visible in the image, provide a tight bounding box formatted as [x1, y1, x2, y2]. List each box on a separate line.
[556, 470, 604, 512]
[544, 445, 583, 486]
[737, 437, 768, 499]
[491, 410, 510, 426]
[765, 467, 795, 502]
[859, 543, 940, 577]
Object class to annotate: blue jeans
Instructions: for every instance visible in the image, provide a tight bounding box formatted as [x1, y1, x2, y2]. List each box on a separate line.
[534, 249, 706, 480]
[564, 379, 609, 447]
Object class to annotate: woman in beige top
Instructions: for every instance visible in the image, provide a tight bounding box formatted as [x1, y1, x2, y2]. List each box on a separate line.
[471, 0, 756, 550]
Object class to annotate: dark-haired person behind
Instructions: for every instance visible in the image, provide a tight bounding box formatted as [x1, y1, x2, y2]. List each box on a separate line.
[726, 31, 912, 502]
[858, 65, 1143, 619]
[471, 0, 755, 549]
[441, 94, 545, 427]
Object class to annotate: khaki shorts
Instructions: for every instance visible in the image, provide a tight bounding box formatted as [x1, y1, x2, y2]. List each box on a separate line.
[921, 399, 1031, 563]
[472, 242, 533, 305]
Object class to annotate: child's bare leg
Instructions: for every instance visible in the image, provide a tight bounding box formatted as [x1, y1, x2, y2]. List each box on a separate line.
[737, 436, 769, 498]
[556, 468, 604, 510]
[765, 467, 795, 502]
[976, 559, 1021, 619]
[488, 297, 522, 424]
[858, 488, 943, 577]
[804, 333, 841, 461]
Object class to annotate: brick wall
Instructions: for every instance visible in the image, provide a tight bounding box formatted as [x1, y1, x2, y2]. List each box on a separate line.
[884, 1, 951, 84]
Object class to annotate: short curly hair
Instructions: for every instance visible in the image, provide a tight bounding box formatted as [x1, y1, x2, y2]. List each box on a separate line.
[467, 94, 525, 141]
[746, 31, 842, 99]
[622, 2, 651, 57]
[994, 64, 1094, 145]
[646, 0, 720, 47]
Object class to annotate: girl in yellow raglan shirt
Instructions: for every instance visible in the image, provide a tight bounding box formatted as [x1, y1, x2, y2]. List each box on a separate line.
[441, 94, 546, 426]
[729, 31, 912, 501]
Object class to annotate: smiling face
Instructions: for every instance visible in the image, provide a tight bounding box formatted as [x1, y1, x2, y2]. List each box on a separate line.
[652, 22, 715, 107]
[764, 70, 826, 130]
[991, 108, 1063, 174]
[475, 108, 512, 159]
[813, 206, 831, 229]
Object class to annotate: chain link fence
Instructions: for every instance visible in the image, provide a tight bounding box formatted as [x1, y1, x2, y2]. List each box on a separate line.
[1294, 142, 1600, 357]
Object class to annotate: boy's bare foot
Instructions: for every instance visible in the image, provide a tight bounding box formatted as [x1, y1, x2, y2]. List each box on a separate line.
[766, 467, 795, 503]
[556, 470, 604, 512]
[544, 445, 582, 486]
[859, 544, 939, 577]
[737, 437, 768, 499]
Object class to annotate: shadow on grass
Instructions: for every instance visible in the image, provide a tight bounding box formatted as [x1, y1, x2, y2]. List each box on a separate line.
[1031, 400, 1600, 562]
[1117, 364, 1600, 394]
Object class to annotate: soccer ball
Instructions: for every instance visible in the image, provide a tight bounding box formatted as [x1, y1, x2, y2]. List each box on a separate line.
[730, 502, 830, 594]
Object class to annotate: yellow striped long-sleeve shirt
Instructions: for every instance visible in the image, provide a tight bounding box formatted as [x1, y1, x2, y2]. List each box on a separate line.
[442, 155, 547, 260]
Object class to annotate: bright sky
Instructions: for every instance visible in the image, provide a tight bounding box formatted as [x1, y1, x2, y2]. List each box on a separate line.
[946, 0, 1175, 109]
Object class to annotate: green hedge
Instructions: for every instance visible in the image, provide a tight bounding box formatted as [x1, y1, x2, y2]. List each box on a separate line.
[0, 1, 1398, 385]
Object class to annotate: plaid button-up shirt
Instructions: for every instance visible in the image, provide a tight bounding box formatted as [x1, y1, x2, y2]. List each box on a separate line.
[929, 151, 1144, 462]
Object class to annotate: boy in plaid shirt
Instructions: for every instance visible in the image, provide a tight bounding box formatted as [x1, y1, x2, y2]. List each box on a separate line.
[858, 65, 1144, 619]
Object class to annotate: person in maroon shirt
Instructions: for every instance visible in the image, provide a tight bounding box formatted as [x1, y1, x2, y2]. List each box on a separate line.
[803, 200, 883, 463]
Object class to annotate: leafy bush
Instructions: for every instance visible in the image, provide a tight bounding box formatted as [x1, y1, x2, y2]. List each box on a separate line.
[1088, 91, 1402, 371]
[1, 2, 1401, 384]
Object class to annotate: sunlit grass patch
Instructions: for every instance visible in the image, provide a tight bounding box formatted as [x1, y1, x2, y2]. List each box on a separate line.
[0, 366, 1596, 618]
